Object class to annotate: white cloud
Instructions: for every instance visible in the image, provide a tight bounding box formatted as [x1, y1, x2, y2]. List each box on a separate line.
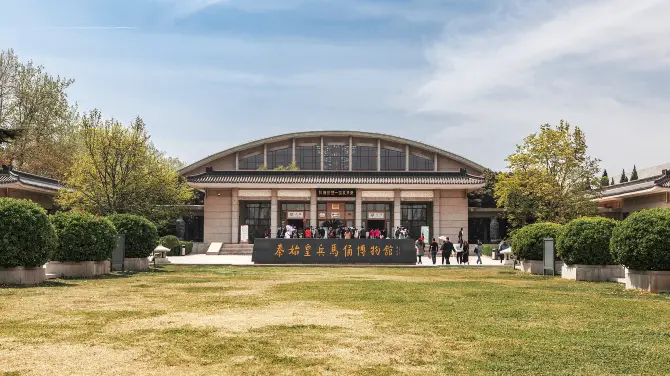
[419, 0, 670, 172]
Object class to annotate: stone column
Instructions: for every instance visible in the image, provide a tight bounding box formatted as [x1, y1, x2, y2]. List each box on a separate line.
[433, 190, 441, 239]
[231, 188, 239, 244]
[292, 138, 296, 165]
[271, 189, 278, 238]
[263, 144, 268, 167]
[405, 145, 410, 171]
[394, 190, 401, 230]
[355, 190, 362, 228]
[377, 139, 381, 171]
[310, 189, 317, 229]
[235, 152, 239, 170]
[434, 153, 438, 171]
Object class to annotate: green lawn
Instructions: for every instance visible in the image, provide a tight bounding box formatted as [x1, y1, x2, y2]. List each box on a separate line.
[1, 266, 669, 375]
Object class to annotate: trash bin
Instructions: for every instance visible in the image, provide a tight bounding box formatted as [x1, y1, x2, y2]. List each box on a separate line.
[181, 246, 185, 256]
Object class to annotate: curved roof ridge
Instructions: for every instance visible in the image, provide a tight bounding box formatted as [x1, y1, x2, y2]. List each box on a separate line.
[179, 130, 486, 175]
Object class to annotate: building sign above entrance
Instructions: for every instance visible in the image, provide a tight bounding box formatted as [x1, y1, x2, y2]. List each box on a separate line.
[287, 211, 304, 219]
[317, 189, 356, 198]
[368, 212, 385, 219]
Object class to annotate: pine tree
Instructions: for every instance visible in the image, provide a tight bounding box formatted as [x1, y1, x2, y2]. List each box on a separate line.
[620, 169, 629, 183]
[630, 165, 638, 181]
[601, 169, 610, 186]
[611, 177, 615, 185]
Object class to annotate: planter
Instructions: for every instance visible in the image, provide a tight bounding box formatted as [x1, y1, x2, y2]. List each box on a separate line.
[561, 264, 625, 282]
[124, 257, 149, 271]
[626, 270, 670, 293]
[46, 260, 111, 278]
[555, 261, 564, 275]
[0, 267, 46, 285]
[519, 260, 544, 275]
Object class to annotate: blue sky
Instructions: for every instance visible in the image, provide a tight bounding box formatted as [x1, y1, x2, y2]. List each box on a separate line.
[2, 0, 669, 174]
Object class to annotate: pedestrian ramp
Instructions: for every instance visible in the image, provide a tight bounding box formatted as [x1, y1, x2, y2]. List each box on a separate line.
[206, 242, 223, 255]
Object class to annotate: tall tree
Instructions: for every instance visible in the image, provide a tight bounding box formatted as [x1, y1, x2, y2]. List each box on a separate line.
[468, 169, 499, 208]
[611, 177, 615, 186]
[620, 169, 628, 183]
[57, 110, 193, 225]
[601, 169, 610, 187]
[630, 165, 639, 181]
[0, 49, 78, 178]
[495, 120, 600, 228]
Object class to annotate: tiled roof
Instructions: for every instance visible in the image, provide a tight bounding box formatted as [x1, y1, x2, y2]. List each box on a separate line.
[601, 171, 670, 198]
[187, 170, 485, 185]
[0, 167, 61, 191]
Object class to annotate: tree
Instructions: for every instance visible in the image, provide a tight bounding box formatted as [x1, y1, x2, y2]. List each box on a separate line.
[56, 110, 193, 226]
[620, 169, 628, 183]
[495, 120, 600, 228]
[611, 177, 615, 186]
[0, 49, 79, 179]
[468, 169, 498, 208]
[601, 169, 610, 187]
[630, 165, 638, 181]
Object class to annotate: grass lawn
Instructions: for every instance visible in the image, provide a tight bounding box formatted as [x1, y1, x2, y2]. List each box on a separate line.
[1, 266, 669, 375]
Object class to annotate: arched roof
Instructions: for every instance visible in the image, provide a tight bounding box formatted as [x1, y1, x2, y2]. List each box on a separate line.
[179, 131, 486, 175]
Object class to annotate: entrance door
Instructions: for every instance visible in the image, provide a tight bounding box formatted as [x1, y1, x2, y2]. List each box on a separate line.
[366, 220, 385, 232]
[287, 219, 304, 231]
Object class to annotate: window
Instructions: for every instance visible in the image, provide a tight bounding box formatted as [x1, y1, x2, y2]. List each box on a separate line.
[409, 155, 434, 171]
[240, 154, 264, 170]
[240, 202, 271, 243]
[296, 146, 320, 170]
[352, 146, 377, 171]
[401, 203, 431, 239]
[380, 148, 405, 171]
[323, 145, 349, 171]
[267, 148, 292, 169]
[317, 203, 326, 211]
[345, 203, 355, 211]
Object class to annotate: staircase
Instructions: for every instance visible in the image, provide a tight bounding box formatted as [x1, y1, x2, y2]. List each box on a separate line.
[219, 243, 254, 255]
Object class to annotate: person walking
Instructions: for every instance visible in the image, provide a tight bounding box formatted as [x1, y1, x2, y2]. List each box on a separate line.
[430, 238, 439, 265]
[458, 228, 464, 244]
[416, 240, 424, 264]
[476, 240, 483, 264]
[461, 240, 470, 265]
[442, 237, 454, 265]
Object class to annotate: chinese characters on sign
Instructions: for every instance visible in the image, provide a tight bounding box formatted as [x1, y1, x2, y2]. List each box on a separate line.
[316, 189, 356, 198]
[252, 239, 416, 264]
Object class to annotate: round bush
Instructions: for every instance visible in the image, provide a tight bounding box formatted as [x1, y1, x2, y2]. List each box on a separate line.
[160, 235, 180, 250]
[51, 212, 118, 262]
[108, 214, 158, 258]
[610, 208, 670, 271]
[511, 222, 562, 261]
[556, 217, 616, 265]
[0, 198, 56, 268]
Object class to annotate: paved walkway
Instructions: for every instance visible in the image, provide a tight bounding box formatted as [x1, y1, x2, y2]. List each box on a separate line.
[164, 254, 504, 267]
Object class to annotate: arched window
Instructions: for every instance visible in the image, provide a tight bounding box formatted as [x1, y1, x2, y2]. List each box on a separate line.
[380, 148, 405, 171]
[267, 148, 292, 169]
[352, 146, 377, 171]
[409, 154, 434, 171]
[296, 145, 321, 170]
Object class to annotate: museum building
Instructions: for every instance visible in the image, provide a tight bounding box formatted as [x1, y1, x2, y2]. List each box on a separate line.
[179, 131, 487, 246]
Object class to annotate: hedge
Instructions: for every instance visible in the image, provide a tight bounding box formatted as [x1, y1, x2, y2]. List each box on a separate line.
[0, 198, 56, 268]
[511, 222, 562, 261]
[108, 214, 158, 258]
[556, 217, 616, 265]
[180, 241, 193, 255]
[51, 212, 118, 262]
[610, 208, 670, 271]
[160, 235, 180, 249]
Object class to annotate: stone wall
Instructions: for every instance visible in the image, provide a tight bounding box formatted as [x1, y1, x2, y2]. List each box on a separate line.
[437, 190, 468, 241]
[204, 189, 233, 244]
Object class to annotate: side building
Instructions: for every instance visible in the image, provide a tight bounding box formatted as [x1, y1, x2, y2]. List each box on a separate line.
[0, 165, 61, 212]
[179, 131, 487, 247]
[598, 163, 670, 219]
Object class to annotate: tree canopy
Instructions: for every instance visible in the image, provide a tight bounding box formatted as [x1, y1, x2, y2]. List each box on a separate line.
[620, 169, 629, 183]
[601, 169, 609, 187]
[56, 110, 193, 228]
[468, 169, 498, 208]
[630, 165, 638, 181]
[494, 120, 600, 228]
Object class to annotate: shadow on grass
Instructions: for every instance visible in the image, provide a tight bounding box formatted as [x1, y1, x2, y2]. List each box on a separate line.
[0, 280, 78, 288]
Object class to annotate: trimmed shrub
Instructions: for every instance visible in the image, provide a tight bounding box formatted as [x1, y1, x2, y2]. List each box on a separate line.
[160, 235, 180, 255]
[610, 208, 670, 271]
[511, 222, 562, 261]
[108, 214, 158, 258]
[180, 241, 193, 255]
[51, 212, 118, 262]
[0, 198, 56, 268]
[557, 217, 616, 265]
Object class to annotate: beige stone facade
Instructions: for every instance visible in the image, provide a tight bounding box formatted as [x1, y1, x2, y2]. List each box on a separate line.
[181, 131, 486, 245]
